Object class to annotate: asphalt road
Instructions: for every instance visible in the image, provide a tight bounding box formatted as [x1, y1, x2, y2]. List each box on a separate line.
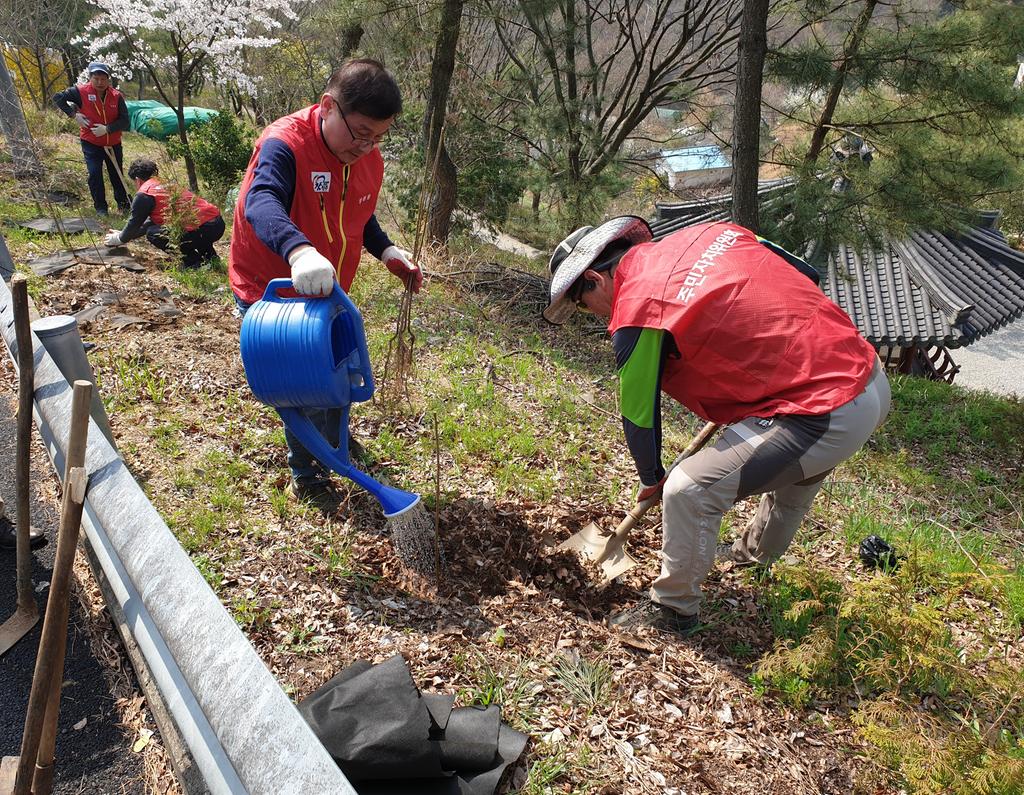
[0, 392, 144, 793]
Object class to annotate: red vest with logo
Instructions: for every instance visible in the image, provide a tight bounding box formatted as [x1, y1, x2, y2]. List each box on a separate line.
[609, 222, 877, 424]
[228, 105, 384, 304]
[138, 179, 220, 230]
[78, 85, 123, 147]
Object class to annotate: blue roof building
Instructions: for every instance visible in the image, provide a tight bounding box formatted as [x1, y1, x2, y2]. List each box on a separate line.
[657, 145, 732, 190]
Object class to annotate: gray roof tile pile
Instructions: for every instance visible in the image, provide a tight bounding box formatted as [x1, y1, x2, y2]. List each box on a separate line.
[652, 184, 1024, 349]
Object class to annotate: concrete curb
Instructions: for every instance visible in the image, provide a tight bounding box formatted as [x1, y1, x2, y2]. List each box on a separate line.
[0, 273, 354, 794]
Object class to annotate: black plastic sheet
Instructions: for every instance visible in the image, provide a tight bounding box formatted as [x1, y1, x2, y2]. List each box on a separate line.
[27, 248, 144, 276]
[299, 654, 527, 795]
[20, 217, 103, 235]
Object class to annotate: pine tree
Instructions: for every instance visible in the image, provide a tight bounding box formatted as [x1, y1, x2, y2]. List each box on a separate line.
[762, 0, 1024, 253]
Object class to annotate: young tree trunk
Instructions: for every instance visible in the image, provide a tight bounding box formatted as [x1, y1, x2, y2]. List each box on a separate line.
[531, 190, 541, 217]
[340, 23, 364, 60]
[175, 67, 198, 190]
[805, 0, 879, 163]
[427, 145, 458, 245]
[0, 61, 43, 178]
[731, 0, 769, 232]
[422, 0, 465, 248]
[33, 48, 48, 110]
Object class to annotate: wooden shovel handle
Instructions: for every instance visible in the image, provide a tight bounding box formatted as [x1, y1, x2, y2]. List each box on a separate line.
[608, 421, 720, 545]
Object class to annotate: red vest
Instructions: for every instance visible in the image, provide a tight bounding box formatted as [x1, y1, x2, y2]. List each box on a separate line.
[228, 105, 384, 304]
[78, 85, 123, 147]
[138, 179, 220, 230]
[609, 222, 877, 424]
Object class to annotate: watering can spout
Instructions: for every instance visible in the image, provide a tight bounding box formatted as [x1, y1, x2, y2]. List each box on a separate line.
[275, 407, 422, 518]
[240, 282, 422, 519]
[377, 485, 421, 519]
[343, 463, 420, 518]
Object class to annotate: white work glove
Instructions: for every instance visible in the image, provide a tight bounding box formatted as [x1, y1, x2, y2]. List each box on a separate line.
[381, 245, 423, 292]
[103, 231, 122, 247]
[90, 123, 109, 137]
[74, 112, 90, 128]
[288, 246, 336, 296]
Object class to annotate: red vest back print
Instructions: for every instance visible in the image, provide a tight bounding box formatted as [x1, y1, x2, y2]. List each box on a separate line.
[228, 105, 384, 305]
[78, 85, 123, 147]
[137, 179, 220, 230]
[609, 222, 877, 424]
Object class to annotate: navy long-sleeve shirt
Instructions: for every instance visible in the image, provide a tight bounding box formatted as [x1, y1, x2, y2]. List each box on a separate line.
[119, 192, 156, 242]
[52, 86, 130, 134]
[243, 138, 392, 261]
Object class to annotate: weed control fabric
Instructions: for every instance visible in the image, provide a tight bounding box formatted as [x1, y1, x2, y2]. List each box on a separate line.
[298, 654, 527, 794]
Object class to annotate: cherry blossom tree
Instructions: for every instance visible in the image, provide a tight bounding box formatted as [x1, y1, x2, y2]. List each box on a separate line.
[76, 0, 299, 189]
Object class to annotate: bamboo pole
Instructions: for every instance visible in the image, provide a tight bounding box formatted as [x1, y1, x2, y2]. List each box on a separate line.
[13, 381, 91, 795]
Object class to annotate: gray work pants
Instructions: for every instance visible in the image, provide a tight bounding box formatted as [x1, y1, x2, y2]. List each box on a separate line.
[653, 361, 891, 616]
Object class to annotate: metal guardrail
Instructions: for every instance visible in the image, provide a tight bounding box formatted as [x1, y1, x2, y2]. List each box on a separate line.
[0, 268, 355, 794]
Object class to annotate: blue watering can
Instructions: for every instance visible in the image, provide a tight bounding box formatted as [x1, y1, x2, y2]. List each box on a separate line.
[240, 278, 420, 518]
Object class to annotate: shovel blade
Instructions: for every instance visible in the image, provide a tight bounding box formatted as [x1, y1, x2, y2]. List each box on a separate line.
[0, 606, 40, 656]
[557, 522, 639, 584]
[597, 544, 639, 585]
[556, 522, 612, 562]
[1, 756, 19, 792]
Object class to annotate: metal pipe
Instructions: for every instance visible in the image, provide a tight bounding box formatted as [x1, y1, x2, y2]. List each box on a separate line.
[29, 315, 116, 450]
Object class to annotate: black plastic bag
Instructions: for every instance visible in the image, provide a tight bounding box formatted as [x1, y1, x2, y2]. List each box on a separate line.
[859, 535, 898, 571]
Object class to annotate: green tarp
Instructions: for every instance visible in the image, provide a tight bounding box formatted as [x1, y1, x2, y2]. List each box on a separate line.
[125, 100, 218, 141]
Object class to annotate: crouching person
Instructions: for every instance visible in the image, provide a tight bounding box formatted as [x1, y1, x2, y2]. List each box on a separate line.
[544, 217, 891, 636]
[104, 158, 225, 267]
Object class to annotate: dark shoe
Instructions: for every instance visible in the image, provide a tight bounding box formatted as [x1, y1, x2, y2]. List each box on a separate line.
[0, 515, 48, 551]
[716, 541, 760, 568]
[347, 433, 366, 462]
[608, 598, 700, 637]
[287, 476, 335, 505]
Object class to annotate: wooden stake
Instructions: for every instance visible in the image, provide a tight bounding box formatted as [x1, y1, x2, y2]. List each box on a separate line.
[13, 381, 91, 795]
[0, 276, 40, 659]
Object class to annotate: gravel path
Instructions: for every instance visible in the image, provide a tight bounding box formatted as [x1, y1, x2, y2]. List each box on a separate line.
[952, 323, 1024, 399]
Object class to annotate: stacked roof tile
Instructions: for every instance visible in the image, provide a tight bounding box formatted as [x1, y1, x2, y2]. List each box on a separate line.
[652, 183, 1024, 349]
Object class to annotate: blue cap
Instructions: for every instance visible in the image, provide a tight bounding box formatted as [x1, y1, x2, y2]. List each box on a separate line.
[87, 62, 111, 76]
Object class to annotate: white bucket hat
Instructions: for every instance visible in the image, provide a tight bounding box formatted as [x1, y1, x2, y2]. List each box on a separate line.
[543, 216, 652, 324]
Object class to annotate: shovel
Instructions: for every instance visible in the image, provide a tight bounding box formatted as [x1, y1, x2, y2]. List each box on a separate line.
[558, 421, 719, 585]
[0, 276, 40, 655]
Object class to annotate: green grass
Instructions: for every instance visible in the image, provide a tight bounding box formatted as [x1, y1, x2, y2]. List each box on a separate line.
[98, 352, 168, 412]
[231, 594, 274, 630]
[455, 653, 541, 733]
[551, 652, 614, 714]
[165, 448, 259, 551]
[165, 257, 232, 301]
[512, 749, 570, 795]
[877, 376, 1024, 471]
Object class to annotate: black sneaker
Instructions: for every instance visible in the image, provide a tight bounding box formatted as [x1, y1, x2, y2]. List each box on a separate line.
[287, 477, 335, 505]
[608, 598, 700, 637]
[716, 541, 761, 568]
[347, 434, 366, 463]
[0, 515, 47, 551]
